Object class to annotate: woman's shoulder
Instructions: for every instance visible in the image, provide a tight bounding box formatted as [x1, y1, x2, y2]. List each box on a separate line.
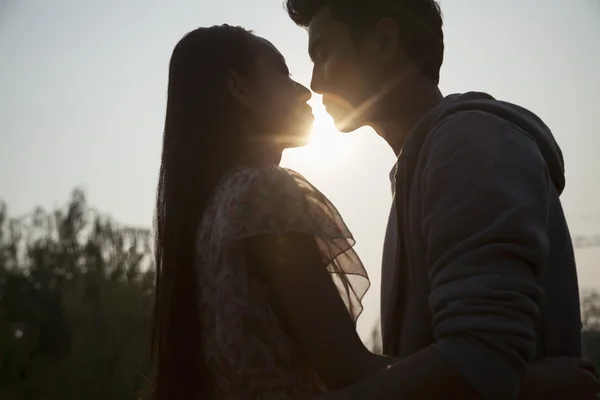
[219, 165, 309, 190]
[214, 165, 314, 207]
[201, 165, 345, 243]
[197, 166, 318, 264]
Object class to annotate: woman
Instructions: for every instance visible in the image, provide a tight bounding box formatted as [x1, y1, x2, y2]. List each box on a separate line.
[151, 25, 598, 399]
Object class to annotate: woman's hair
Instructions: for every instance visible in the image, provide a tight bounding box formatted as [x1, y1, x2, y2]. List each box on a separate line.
[151, 24, 259, 399]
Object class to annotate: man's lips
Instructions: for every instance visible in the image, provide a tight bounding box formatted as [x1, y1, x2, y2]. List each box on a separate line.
[323, 101, 343, 116]
[323, 96, 345, 111]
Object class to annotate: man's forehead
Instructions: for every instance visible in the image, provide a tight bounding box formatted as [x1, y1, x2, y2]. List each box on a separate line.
[308, 6, 330, 29]
[308, 6, 345, 47]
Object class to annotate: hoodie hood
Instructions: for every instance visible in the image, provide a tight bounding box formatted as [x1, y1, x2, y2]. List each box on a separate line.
[406, 92, 566, 194]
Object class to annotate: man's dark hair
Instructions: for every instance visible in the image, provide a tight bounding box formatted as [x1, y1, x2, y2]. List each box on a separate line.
[286, 0, 444, 84]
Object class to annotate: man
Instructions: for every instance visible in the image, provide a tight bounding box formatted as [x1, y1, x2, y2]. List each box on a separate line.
[286, 0, 597, 398]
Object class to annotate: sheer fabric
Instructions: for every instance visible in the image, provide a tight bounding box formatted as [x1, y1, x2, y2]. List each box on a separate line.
[195, 166, 370, 399]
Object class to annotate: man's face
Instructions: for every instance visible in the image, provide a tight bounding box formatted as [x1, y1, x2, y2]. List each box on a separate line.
[308, 7, 382, 132]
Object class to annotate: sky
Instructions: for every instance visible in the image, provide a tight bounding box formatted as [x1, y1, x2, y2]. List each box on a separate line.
[1, 0, 599, 339]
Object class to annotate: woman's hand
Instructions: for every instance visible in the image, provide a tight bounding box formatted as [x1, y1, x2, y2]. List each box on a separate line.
[521, 357, 600, 399]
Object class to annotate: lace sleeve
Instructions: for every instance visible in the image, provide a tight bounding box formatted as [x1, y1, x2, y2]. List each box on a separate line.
[200, 166, 370, 320]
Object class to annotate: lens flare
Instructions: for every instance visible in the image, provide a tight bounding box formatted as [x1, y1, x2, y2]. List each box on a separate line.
[282, 98, 353, 171]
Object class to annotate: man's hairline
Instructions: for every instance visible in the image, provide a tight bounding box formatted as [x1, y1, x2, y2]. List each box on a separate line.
[306, 3, 374, 53]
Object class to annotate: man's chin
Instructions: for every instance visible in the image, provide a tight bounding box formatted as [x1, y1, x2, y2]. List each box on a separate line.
[327, 108, 364, 133]
[333, 118, 362, 133]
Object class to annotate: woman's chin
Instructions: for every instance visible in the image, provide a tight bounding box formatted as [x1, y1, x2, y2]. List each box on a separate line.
[282, 134, 311, 150]
[280, 122, 313, 149]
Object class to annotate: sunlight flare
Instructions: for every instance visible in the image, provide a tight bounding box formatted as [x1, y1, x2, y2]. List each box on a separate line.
[282, 99, 354, 170]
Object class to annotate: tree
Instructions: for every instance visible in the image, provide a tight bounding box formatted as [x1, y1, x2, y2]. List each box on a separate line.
[0, 190, 154, 400]
[582, 290, 600, 370]
[366, 319, 382, 354]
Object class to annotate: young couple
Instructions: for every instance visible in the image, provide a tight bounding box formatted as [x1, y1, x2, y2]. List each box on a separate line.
[150, 0, 599, 399]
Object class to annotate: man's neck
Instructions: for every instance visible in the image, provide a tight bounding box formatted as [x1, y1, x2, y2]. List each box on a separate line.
[371, 80, 443, 156]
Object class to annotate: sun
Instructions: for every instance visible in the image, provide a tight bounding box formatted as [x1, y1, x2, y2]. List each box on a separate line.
[282, 99, 354, 170]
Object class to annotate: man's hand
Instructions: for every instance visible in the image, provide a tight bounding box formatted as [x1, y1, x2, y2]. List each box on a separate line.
[313, 357, 599, 400]
[521, 357, 600, 399]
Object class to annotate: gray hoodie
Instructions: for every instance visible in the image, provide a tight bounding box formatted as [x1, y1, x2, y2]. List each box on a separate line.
[380, 92, 581, 400]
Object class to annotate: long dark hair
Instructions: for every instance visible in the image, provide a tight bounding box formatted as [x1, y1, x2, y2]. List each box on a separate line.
[151, 25, 259, 399]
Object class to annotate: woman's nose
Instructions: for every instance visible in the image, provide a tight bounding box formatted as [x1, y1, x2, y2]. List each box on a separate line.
[295, 82, 312, 102]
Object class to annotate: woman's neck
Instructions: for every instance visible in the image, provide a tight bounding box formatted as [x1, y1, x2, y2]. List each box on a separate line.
[239, 143, 283, 167]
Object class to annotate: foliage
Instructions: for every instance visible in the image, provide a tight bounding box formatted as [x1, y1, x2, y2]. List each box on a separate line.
[367, 321, 382, 354]
[0, 189, 154, 400]
[582, 290, 600, 368]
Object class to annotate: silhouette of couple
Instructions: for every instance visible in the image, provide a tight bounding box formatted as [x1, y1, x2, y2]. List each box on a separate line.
[151, 1, 598, 399]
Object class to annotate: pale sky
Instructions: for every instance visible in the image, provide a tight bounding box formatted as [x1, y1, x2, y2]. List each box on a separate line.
[1, 0, 599, 339]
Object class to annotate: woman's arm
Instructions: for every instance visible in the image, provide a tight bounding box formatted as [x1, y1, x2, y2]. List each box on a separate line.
[247, 231, 394, 390]
[248, 231, 481, 397]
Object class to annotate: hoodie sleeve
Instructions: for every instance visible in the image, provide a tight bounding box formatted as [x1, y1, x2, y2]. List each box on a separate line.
[422, 110, 549, 400]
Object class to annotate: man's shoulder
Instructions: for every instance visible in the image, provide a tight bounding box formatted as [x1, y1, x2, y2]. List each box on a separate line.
[426, 109, 533, 154]
[404, 92, 528, 154]
[430, 92, 547, 137]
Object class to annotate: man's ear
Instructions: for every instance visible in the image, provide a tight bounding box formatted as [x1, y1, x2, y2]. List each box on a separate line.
[372, 17, 401, 65]
[227, 70, 253, 109]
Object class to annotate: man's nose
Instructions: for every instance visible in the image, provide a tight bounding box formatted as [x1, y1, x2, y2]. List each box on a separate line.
[310, 65, 325, 95]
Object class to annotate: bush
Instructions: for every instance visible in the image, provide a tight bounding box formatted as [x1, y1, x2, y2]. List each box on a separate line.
[0, 190, 154, 400]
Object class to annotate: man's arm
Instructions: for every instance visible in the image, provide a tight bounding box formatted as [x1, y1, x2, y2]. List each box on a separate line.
[316, 110, 550, 400]
[421, 110, 548, 399]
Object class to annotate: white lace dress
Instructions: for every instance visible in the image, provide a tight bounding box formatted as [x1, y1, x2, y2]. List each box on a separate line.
[195, 166, 370, 399]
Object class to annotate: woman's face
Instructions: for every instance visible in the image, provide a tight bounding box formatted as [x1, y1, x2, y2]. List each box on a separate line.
[233, 37, 314, 149]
